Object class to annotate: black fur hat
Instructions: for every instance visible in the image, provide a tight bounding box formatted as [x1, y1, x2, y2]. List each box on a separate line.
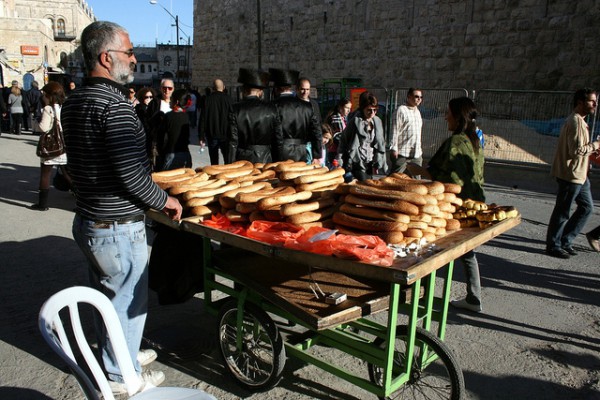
[237, 68, 270, 89]
[268, 68, 300, 87]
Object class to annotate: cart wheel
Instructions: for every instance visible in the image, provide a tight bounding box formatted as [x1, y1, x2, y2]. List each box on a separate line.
[367, 325, 465, 400]
[217, 299, 286, 391]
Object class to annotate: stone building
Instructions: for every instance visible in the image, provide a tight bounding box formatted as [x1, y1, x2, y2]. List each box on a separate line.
[192, 0, 600, 92]
[0, 0, 95, 88]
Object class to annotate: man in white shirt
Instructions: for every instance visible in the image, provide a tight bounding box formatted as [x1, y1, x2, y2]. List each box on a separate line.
[389, 88, 423, 175]
[159, 78, 174, 113]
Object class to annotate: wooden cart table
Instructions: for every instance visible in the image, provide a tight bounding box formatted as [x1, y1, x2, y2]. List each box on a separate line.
[148, 210, 520, 399]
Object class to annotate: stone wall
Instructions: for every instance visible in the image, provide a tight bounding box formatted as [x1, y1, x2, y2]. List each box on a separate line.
[192, 0, 600, 91]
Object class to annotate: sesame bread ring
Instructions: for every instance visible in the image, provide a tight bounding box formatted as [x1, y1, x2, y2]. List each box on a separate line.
[339, 203, 411, 223]
[349, 185, 429, 206]
[333, 211, 408, 232]
[257, 190, 313, 211]
[286, 206, 335, 225]
[280, 197, 336, 217]
[345, 194, 420, 216]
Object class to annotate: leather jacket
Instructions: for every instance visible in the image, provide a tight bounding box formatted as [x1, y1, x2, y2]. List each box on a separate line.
[227, 96, 283, 164]
[272, 94, 322, 161]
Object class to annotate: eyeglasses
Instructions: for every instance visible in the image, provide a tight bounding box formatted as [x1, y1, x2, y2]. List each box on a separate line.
[413, 95, 423, 99]
[107, 49, 135, 57]
[365, 108, 378, 113]
[162, 86, 174, 91]
[144, 95, 153, 99]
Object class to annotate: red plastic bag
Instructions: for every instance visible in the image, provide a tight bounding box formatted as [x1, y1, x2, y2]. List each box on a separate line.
[202, 213, 246, 235]
[331, 234, 395, 266]
[284, 226, 336, 255]
[246, 220, 304, 245]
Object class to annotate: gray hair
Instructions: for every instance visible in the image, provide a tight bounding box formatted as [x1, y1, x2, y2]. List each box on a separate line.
[80, 21, 127, 74]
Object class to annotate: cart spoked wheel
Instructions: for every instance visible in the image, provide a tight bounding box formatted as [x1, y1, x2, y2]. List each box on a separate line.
[217, 299, 286, 391]
[367, 325, 465, 400]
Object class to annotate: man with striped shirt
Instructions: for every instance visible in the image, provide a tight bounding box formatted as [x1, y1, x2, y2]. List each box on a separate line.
[62, 21, 182, 394]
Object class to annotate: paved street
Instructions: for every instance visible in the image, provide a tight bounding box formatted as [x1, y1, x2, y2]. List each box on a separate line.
[0, 131, 599, 399]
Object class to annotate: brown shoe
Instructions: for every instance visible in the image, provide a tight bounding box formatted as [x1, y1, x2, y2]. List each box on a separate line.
[586, 233, 600, 252]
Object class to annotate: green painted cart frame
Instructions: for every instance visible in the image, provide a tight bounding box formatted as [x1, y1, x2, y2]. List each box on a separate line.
[150, 211, 520, 398]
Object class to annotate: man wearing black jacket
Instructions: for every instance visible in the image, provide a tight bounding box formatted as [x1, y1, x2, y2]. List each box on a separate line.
[200, 78, 232, 164]
[227, 68, 283, 164]
[270, 68, 322, 163]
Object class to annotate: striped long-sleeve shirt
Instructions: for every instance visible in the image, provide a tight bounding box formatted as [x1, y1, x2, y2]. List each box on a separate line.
[62, 77, 167, 220]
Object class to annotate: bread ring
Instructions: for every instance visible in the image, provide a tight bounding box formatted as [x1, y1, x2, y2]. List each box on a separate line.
[339, 203, 410, 223]
[202, 160, 252, 175]
[152, 167, 195, 181]
[168, 177, 224, 195]
[333, 211, 408, 232]
[215, 166, 256, 180]
[443, 183, 462, 194]
[294, 168, 346, 184]
[409, 213, 433, 223]
[219, 182, 271, 208]
[437, 202, 455, 213]
[404, 228, 423, 238]
[295, 219, 335, 230]
[445, 219, 461, 231]
[419, 204, 440, 216]
[185, 196, 218, 207]
[286, 206, 335, 224]
[275, 162, 317, 172]
[263, 160, 295, 170]
[345, 194, 420, 216]
[422, 232, 437, 242]
[236, 186, 296, 203]
[349, 185, 430, 206]
[435, 227, 447, 236]
[225, 209, 248, 222]
[279, 166, 329, 181]
[257, 190, 313, 210]
[235, 169, 277, 182]
[335, 226, 405, 245]
[297, 176, 345, 192]
[429, 217, 447, 228]
[182, 181, 240, 201]
[188, 205, 214, 218]
[280, 197, 336, 217]
[389, 172, 413, 180]
[407, 221, 428, 230]
[371, 177, 429, 195]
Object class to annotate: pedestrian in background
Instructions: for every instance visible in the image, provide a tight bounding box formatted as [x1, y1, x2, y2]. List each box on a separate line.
[227, 68, 283, 164]
[338, 91, 386, 181]
[200, 78, 232, 164]
[389, 87, 424, 176]
[546, 88, 599, 259]
[25, 80, 43, 128]
[154, 88, 192, 171]
[271, 68, 322, 164]
[8, 81, 24, 135]
[297, 77, 322, 125]
[62, 20, 182, 394]
[134, 87, 159, 166]
[29, 82, 71, 211]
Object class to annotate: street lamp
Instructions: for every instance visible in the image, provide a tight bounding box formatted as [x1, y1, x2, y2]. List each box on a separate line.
[149, 0, 180, 86]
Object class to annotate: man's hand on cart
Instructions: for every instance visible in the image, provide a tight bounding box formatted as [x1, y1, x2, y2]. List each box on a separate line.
[163, 196, 183, 220]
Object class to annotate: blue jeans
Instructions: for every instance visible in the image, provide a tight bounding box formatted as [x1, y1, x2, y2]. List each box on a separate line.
[72, 214, 148, 382]
[546, 178, 594, 250]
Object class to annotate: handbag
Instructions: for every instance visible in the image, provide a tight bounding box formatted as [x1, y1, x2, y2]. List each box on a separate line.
[36, 109, 65, 158]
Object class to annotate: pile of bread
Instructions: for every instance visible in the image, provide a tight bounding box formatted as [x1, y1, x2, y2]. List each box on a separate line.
[151, 164, 518, 245]
[452, 199, 519, 229]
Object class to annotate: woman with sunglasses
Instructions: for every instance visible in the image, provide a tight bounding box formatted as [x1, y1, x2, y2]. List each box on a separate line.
[338, 91, 385, 181]
[135, 87, 159, 166]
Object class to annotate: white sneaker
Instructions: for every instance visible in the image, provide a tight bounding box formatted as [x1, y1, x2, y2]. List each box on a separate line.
[450, 298, 482, 312]
[137, 349, 158, 367]
[108, 370, 165, 395]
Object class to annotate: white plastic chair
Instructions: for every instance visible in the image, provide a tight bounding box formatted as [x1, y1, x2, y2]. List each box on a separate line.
[39, 286, 217, 400]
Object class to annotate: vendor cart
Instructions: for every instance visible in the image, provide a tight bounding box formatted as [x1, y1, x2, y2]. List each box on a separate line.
[148, 210, 520, 399]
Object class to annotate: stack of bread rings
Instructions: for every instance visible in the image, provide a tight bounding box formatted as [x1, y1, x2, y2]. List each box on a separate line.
[452, 200, 519, 229]
[151, 160, 346, 225]
[332, 173, 463, 245]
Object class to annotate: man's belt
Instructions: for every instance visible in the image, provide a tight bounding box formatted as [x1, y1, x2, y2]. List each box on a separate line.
[87, 214, 145, 229]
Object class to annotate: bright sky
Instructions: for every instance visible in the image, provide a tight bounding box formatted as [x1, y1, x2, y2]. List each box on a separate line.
[87, 0, 194, 47]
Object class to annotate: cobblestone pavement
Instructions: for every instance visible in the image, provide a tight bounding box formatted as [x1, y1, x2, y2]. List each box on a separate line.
[1, 131, 599, 399]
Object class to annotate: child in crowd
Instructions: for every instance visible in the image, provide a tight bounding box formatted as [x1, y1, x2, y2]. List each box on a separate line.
[321, 123, 334, 168]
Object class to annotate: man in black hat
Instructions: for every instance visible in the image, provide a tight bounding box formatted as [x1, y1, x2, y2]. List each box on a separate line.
[270, 68, 322, 163]
[227, 68, 283, 164]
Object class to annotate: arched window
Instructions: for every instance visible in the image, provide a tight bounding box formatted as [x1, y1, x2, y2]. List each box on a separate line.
[140, 64, 145, 73]
[164, 56, 172, 67]
[49, 18, 55, 32]
[148, 64, 152, 72]
[179, 55, 186, 67]
[57, 18, 66, 36]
